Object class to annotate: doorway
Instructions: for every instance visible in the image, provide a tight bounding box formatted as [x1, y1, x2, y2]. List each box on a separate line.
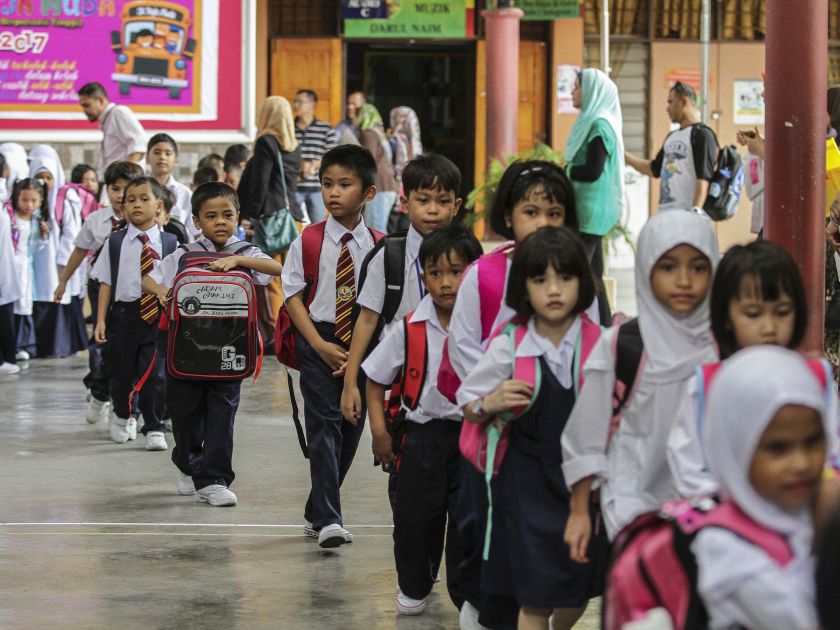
[346, 42, 477, 195]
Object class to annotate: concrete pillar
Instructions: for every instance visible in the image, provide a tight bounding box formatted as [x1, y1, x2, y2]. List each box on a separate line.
[764, 0, 828, 352]
[482, 7, 524, 165]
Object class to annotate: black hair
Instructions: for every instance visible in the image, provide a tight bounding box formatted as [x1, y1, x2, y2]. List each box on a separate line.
[817, 499, 840, 630]
[77, 82, 107, 99]
[418, 223, 483, 270]
[135, 28, 154, 39]
[147, 132, 178, 155]
[506, 226, 596, 318]
[70, 163, 96, 185]
[320, 145, 377, 190]
[223, 143, 249, 169]
[710, 240, 807, 359]
[197, 153, 224, 173]
[123, 176, 167, 207]
[670, 81, 697, 104]
[103, 160, 144, 186]
[402, 153, 461, 198]
[160, 187, 175, 214]
[12, 178, 50, 223]
[191, 181, 240, 216]
[488, 160, 578, 240]
[296, 89, 318, 103]
[192, 166, 219, 186]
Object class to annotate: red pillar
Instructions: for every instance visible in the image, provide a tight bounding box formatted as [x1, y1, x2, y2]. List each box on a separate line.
[764, 0, 827, 353]
[482, 7, 523, 165]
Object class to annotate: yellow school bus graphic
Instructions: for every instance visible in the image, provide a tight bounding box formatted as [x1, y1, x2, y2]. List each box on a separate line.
[110, 1, 197, 99]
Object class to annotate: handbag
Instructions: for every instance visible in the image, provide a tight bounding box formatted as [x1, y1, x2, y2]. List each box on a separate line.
[252, 144, 299, 256]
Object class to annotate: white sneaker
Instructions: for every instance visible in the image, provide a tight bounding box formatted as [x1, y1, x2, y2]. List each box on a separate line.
[145, 431, 167, 451]
[195, 484, 237, 507]
[85, 397, 109, 425]
[459, 601, 491, 630]
[318, 524, 353, 548]
[0, 362, 20, 375]
[15, 350, 29, 361]
[177, 473, 195, 496]
[127, 417, 137, 441]
[108, 413, 130, 444]
[396, 590, 427, 616]
[303, 520, 318, 539]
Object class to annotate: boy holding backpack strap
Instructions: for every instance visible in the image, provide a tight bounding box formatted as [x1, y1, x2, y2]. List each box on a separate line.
[142, 182, 282, 507]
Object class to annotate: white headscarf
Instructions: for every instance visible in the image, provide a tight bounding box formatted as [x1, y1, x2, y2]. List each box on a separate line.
[28, 155, 60, 215]
[29, 144, 65, 191]
[635, 211, 719, 384]
[704, 346, 827, 536]
[0, 142, 28, 193]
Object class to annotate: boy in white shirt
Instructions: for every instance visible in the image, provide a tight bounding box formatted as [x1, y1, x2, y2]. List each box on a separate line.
[146, 133, 194, 237]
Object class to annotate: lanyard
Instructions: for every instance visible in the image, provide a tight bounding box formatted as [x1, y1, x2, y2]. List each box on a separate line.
[414, 258, 425, 299]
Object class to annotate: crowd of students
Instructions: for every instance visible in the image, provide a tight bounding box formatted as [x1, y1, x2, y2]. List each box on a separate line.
[0, 134, 839, 630]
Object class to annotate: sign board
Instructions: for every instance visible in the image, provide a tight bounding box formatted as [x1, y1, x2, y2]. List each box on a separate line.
[519, 0, 581, 20]
[733, 79, 764, 125]
[343, 0, 468, 38]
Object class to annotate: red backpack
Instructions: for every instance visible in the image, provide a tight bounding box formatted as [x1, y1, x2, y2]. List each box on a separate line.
[603, 496, 794, 630]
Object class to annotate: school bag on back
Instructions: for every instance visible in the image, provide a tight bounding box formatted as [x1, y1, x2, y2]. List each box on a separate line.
[54, 183, 99, 228]
[703, 144, 744, 221]
[167, 241, 260, 380]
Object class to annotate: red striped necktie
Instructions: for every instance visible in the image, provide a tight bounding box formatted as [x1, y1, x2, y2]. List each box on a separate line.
[137, 232, 160, 325]
[334, 232, 356, 344]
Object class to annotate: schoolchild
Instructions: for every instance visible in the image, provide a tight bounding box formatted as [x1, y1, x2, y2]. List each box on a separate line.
[197, 153, 225, 181]
[458, 227, 606, 630]
[91, 176, 177, 450]
[342, 153, 463, 424]
[668, 240, 811, 498]
[0, 180, 26, 374]
[159, 187, 189, 245]
[562, 211, 719, 554]
[280, 144, 382, 548]
[191, 166, 219, 190]
[147, 133, 193, 237]
[364, 225, 482, 616]
[143, 182, 283, 506]
[695, 347, 828, 629]
[70, 163, 99, 200]
[55, 161, 144, 425]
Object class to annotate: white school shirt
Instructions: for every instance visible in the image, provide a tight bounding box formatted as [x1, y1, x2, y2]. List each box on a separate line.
[561, 324, 688, 539]
[163, 174, 197, 239]
[362, 294, 461, 424]
[12, 216, 32, 315]
[150, 235, 274, 288]
[692, 528, 818, 630]
[457, 316, 581, 408]
[356, 224, 425, 336]
[90, 224, 164, 302]
[0, 209, 22, 307]
[75, 206, 118, 252]
[97, 103, 147, 179]
[30, 212, 63, 304]
[281, 215, 376, 324]
[56, 187, 86, 298]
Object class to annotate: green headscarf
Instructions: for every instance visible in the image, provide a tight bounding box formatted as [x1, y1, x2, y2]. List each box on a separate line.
[564, 68, 626, 209]
[357, 103, 385, 132]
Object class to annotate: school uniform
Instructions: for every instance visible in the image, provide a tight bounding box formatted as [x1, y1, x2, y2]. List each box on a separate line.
[90, 224, 173, 433]
[11, 214, 35, 355]
[458, 317, 606, 609]
[0, 208, 23, 364]
[55, 186, 89, 355]
[281, 215, 377, 531]
[162, 175, 197, 241]
[362, 294, 464, 606]
[150, 235, 272, 490]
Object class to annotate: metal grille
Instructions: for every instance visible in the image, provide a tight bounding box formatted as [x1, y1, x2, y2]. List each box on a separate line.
[269, 0, 339, 38]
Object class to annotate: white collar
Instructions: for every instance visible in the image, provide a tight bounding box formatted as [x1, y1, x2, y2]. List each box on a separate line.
[406, 225, 423, 260]
[127, 223, 160, 241]
[409, 294, 447, 334]
[198, 234, 239, 251]
[100, 206, 117, 221]
[325, 214, 368, 245]
[515, 316, 581, 359]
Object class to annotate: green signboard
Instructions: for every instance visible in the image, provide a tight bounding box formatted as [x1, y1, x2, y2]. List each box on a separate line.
[344, 0, 467, 38]
[518, 0, 581, 21]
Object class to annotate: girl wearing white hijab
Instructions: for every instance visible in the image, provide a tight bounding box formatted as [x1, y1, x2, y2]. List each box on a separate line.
[0, 143, 28, 202]
[695, 346, 828, 630]
[562, 211, 719, 553]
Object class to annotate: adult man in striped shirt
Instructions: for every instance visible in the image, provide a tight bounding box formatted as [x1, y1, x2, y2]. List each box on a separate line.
[294, 90, 338, 224]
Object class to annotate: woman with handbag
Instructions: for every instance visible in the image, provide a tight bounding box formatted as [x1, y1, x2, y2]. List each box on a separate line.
[239, 96, 302, 339]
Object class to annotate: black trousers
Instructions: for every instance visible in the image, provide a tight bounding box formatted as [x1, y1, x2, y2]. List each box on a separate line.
[84, 280, 110, 402]
[297, 331, 366, 530]
[168, 376, 241, 490]
[580, 232, 612, 324]
[0, 302, 16, 364]
[394, 419, 464, 606]
[106, 301, 166, 433]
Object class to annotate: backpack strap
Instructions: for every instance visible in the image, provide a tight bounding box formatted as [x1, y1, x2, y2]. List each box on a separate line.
[300, 222, 327, 308]
[108, 228, 128, 301]
[702, 500, 794, 567]
[399, 313, 428, 411]
[498, 320, 541, 421]
[612, 317, 645, 417]
[477, 250, 512, 341]
[381, 234, 407, 324]
[574, 315, 602, 396]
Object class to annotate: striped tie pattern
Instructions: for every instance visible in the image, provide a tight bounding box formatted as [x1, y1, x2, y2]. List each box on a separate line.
[334, 232, 356, 344]
[110, 217, 119, 232]
[137, 233, 161, 325]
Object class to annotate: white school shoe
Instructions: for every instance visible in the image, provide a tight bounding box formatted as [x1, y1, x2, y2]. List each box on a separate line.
[459, 601, 491, 630]
[176, 473, 195, 496]
[145, 431, 167, 451]
[195, 484, 237, 507]
[395, 590, 427, 616]
[108, 413, 130, 444]
[127, 417, 137, 441]
[303, 520, 319, 540]
[317, 524, 353, 548]
[0, 362, 21, 375]
[15, 350, 29, 361]
[85, 397, 109, 425]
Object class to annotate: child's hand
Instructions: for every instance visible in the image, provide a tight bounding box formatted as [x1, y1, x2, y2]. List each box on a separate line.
[53, 280, 66, 303]
[94, 321, 107, 344]
[155, 289, 169, 308]
[371, 429, 395, 464]
[341, 384, 363, 423]
[209, 256, 240, 272]
[315, 340, 348, 373]
[482, 380, 534, 416]
[564, 511, 592, 563]
[332, 360, 347, 381]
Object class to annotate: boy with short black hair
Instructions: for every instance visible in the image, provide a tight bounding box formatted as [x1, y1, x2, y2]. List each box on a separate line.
[143, 182, 283, 506]
[197, 153, 225, 180]
[147, 132, 193, 234]
[91, 176, 177, 450]
[192, 166, 219, 190]
[281, 144, 381, 548]
[363, 224, 482, 616]
[341, 153, 463, 424]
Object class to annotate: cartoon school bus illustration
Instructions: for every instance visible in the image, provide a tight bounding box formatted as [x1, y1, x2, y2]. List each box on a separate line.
[110, 1, 197, 99]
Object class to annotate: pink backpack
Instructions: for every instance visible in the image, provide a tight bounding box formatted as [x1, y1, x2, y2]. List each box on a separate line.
[604, 496, 793, 630]
[54, 183, 99, 227]
[438, 242, 515, 404]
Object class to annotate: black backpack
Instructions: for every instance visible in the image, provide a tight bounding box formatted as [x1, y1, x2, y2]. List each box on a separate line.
[703, 144, 744, 221]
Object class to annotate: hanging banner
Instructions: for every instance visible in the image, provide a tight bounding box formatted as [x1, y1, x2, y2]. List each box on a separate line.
[343, 0, 468, 38]
[0, 0, 241, 127]
[519, 0, 581, 21]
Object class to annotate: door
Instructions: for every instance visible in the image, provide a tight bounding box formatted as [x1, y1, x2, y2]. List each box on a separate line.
[270, 38, 343, 125]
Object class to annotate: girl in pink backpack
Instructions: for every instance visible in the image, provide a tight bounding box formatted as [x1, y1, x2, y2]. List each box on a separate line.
[458, 227, 606, 630]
